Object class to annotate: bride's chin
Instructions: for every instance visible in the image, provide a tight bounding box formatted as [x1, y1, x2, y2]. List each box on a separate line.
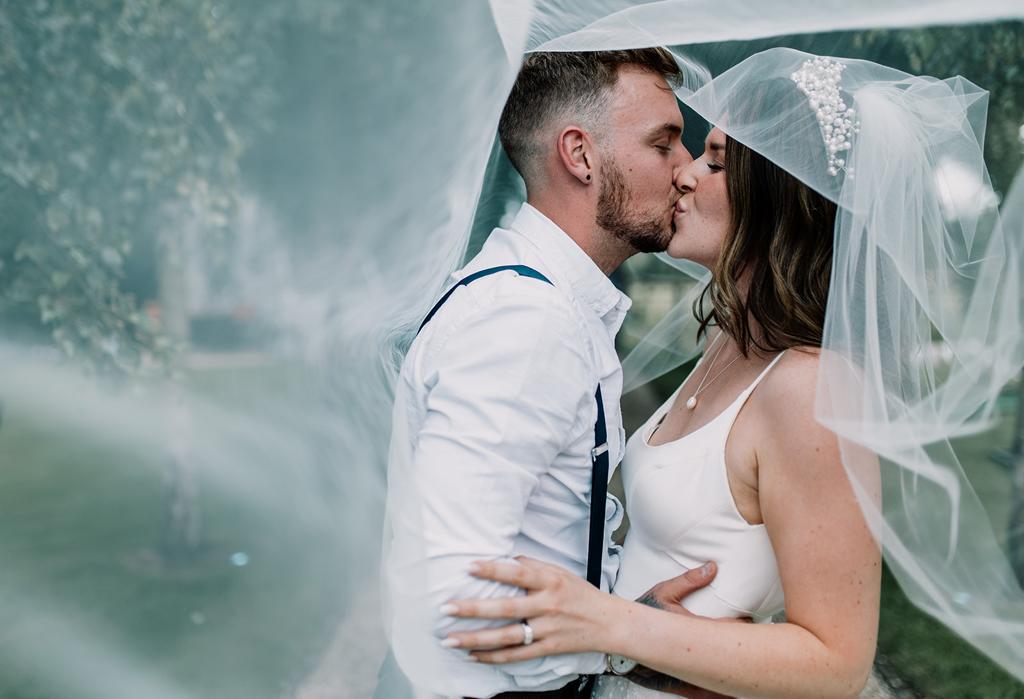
[665, 235, 688, 260]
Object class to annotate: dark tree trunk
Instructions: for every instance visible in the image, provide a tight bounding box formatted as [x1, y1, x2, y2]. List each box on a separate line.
[1008, 377, 1024, 586]
[156, 212, 202, 562]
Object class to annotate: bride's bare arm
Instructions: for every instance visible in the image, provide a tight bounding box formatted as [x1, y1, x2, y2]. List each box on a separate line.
[443, 351, 881, 699]
[599, 351, 881, 698]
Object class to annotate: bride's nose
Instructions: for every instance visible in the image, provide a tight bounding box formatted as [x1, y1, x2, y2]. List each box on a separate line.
[674, 160, 696, 195]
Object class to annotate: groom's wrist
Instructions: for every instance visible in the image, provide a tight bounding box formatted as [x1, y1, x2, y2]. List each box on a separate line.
[606, 652, 640, 676]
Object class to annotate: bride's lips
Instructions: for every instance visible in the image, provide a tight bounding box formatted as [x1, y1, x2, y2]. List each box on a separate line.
[674, 198, 688, 215]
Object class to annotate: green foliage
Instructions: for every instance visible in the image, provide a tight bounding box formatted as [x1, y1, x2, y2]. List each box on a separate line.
[0, 1, 277, 376]
[878, 564, 1024, 697]
[853, 22, 1024, 194]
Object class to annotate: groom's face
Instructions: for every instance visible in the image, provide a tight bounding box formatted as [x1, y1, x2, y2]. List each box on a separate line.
[596, 67, 690, 253]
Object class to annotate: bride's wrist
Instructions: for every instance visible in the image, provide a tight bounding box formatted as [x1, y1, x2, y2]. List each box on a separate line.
[598, 594, 637, 657]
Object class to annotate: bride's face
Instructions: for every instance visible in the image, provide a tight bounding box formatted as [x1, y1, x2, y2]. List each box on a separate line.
[666, 127, 731, 268]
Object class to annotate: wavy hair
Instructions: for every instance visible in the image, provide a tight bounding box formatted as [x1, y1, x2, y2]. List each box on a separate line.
[696, 137, 837, 356]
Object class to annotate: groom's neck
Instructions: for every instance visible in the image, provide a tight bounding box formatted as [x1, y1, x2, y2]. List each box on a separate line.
[527, 195, 633, 276]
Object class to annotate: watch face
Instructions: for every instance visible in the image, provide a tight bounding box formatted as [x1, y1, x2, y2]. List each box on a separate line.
[610, 654, 638, 674]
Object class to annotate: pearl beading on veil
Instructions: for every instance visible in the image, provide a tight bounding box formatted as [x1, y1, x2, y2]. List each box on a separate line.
[790, 57, 860, 177]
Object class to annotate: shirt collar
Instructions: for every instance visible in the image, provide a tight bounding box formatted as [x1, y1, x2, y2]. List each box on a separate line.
[509, 203, 632, 328]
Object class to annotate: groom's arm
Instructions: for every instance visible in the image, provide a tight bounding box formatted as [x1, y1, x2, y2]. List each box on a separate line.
[625, 566, 739, 699]
[392, 280, 602, 695]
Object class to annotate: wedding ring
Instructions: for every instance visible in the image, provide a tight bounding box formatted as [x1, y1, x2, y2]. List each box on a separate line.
[520, 621, 534, 646]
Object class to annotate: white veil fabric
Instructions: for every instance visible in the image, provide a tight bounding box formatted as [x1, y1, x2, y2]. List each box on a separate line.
[381, 4, 1024, 695]
[629, 47, 1024, 680]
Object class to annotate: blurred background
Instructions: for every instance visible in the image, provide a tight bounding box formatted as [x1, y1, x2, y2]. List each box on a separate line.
[0, 2, 1021, 697]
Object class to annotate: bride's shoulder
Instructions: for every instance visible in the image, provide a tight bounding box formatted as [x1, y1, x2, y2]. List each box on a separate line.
[751, 346, 822, 420]
[750, 346, 843, 473]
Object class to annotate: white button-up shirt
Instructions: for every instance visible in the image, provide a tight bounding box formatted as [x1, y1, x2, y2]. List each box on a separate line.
[384, 203, 629, 698]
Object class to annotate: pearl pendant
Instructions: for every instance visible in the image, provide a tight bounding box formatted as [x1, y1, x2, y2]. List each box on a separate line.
[685, 395, 698, 410]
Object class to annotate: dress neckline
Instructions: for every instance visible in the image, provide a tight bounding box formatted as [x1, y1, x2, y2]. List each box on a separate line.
[644, 350, 787, 449]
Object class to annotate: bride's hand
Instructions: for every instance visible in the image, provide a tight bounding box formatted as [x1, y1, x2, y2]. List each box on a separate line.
[441, 556, 614, 663]
[440, 556, 720, 664]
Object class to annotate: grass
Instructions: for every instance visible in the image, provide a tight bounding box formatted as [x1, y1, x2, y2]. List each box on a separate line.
[2, 358, 1022, 697]
[874, 418, 1024, 698]
[878, 565, 1024, 698]
[0, 363, 364, 699]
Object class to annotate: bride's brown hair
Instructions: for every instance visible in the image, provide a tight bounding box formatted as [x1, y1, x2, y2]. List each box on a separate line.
[696, 137, 837, 356]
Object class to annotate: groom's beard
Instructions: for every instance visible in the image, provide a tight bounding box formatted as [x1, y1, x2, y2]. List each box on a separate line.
[596, 160, 673, 254]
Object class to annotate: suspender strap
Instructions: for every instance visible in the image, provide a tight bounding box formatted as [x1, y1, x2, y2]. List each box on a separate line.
[416, 264, 608, 590]
[417, 265, 552, 335]
[586, 384, 609, 589]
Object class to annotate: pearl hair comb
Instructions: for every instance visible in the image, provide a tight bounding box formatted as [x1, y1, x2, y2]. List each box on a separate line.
[791, 57, 860, 177]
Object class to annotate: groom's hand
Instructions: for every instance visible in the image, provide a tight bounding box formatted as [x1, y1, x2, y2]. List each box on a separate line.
[626, 561, 742, 699]
[635, 561, 719, 615]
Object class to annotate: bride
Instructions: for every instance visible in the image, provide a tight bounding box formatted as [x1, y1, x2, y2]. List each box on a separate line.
[440, 48, 1020, 698]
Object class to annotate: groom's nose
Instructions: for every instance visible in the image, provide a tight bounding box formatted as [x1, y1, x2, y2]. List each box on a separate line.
[675, 143, 694, 169]
[673, 146, 694, 182]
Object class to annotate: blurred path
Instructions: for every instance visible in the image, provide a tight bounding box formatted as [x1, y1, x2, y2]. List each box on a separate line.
[294, 584, 388, 699]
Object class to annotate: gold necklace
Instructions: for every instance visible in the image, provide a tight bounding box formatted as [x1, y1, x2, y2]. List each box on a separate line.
[685, 334, 743, 411]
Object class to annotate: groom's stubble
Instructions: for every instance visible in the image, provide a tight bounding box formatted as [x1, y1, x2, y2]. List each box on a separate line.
[596, 156, 676, 255]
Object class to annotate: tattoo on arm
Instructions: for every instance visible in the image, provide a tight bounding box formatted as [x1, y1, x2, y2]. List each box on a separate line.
[625, 592, 720, 698]
[635, 591, 661, 609]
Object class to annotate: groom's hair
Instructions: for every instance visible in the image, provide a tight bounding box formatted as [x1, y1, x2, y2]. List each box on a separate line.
[498, 49, 682, 185]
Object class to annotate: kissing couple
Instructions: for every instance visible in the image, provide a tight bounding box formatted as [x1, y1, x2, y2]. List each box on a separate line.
[382, 44, 1012, 699]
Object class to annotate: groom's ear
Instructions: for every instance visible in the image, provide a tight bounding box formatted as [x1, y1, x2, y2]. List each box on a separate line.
[556, 125, 595, 186]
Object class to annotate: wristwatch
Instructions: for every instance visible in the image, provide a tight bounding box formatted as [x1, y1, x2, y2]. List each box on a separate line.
[606, 653, 639, 675]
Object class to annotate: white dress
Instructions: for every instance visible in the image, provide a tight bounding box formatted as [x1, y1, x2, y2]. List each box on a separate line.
[593, 353, 787, 699]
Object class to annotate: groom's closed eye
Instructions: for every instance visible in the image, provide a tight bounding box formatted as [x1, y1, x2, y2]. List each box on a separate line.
[647, 123, 683, 145]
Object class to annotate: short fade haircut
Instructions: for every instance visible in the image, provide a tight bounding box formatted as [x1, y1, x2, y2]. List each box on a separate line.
[498, 49, 682, 184]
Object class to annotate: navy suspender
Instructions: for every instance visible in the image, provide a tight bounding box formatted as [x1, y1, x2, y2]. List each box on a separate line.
[417, 265, 553, 334]
[416, 265, 608, 589]
[586, 385, 609, 588]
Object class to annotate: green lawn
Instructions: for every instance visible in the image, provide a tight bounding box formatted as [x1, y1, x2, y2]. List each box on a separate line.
[0, 363, 367, 699]
[2, 360, 1023, 697]
[875, 417, 1024, 698]
[878, 565, 1024, 698]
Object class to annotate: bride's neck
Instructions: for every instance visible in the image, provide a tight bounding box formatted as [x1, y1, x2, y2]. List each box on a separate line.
[713, 271, 777, 360]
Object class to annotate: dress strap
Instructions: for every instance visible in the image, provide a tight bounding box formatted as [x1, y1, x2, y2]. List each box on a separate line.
[742, 350, 787, 396]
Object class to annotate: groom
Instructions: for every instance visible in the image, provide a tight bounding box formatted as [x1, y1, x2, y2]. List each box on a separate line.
[384, 48, 706, 699]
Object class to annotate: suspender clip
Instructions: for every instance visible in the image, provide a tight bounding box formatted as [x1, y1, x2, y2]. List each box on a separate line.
[591, 443, 609, 461]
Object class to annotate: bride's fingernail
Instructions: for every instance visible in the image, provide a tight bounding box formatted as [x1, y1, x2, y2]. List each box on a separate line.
[441, 637, 460, 648]
[439, 603, 458, 615]
[467, 562, 482, 574]
[463, 655, 479, 663]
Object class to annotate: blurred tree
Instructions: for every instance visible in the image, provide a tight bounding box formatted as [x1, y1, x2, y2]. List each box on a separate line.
[852, 28, 1024, 585]
[853, 22, 1024, 194]
[0, 0, 278, 560]
[0, 0, 276, 375]
[888, 22, 1024, 584]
